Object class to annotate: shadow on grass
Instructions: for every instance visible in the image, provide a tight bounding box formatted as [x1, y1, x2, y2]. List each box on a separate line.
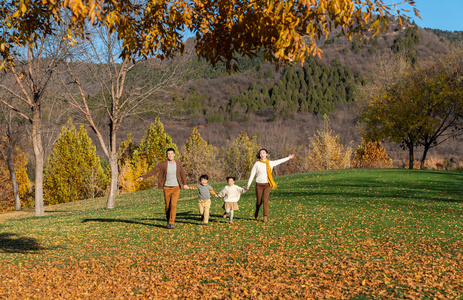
[83, 211, 205, 228]
[137, 211, 206, 225]
[138, 211, 251, 225]
[82, 218, 167, 229]
[0, 232, 46, 253]
[83, 211, 252, 228]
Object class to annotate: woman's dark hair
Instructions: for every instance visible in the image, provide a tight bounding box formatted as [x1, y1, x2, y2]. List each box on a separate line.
[226, 176, 236, 182]
[256, 148, 269, 159]
[199, 174, 209, 181]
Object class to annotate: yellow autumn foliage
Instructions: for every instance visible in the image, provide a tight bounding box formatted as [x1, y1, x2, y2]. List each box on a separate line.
[0, 140, 31, 212]
[352, 138, 393, 169]
[307, 117, 353, 171]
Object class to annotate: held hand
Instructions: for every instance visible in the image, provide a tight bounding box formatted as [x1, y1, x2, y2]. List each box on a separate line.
[245, 185, 249, 190]
[136, 177, 143, 182]
[215, 195, 219, 198]
[288, 154, 295, 159]
[183, 185, 189, 190]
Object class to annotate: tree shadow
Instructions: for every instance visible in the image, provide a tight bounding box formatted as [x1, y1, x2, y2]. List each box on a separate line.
[81, 218, 167, 229]
[139, 211, 240, 225]
[82, 211, 215, 227]
[0, 232, 46, 253]
[138, 211, 199, 224]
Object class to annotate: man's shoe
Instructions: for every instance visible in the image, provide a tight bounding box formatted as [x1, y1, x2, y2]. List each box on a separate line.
[263, 216, 268, 223]
[254, 211, 259, 220]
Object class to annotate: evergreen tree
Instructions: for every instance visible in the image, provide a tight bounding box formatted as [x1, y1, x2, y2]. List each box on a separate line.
[262, 86, 271, 107]
[182, 127, 221, 183]
[225, 132, 260, 180]
[138, 117, 178, 170]
[44, 120, 106, 205]
[352, 38, 361, 53]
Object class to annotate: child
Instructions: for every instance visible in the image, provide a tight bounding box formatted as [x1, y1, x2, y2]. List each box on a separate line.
[216, 177, 246, 224]
[189, 174, 217, 226]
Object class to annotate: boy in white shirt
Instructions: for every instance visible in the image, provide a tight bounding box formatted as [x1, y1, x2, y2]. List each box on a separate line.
[216, 177, 246, 224]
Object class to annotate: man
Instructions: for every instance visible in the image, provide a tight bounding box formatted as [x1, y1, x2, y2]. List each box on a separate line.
[137, 148, 188, 229]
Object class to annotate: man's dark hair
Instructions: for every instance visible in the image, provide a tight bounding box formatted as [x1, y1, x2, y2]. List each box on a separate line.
[226, 176, 236, 181]
[256, 148, 269, 159]
[166, 148, 176, 154]
[199, 174, 209, 181]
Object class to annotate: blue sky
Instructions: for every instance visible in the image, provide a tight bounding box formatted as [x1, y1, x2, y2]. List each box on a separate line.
[406, 0, 463, 31]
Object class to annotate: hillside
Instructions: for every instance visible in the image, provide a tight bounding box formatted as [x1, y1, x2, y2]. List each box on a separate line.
[3, 18, 463, 177]
[117, 19, 462, 163]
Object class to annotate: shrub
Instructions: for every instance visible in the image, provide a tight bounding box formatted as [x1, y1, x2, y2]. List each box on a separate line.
[307, 117, 353, 171]
[352, 139, 393, 169]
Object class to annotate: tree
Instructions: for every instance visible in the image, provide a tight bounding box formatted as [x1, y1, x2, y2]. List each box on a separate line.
[0, 22, 70, 216]
[0, 139, 30, 212]
[118, 119, 178, 193]
[182, 127, 221, 183]
[117, 134, 152, 194]
[60, 27, 189, 209]
[138, 117, 179, 170]
[352, 139, 393, 169]
[43, 120, 106, 205]
[1, 0, 419, 211]
[1, 0, 419, 70]
[225, 132, 260, 180]
[413, 50, 463, 169]
[0, 100, 28, 211]
[307, 116, 353, 171]
[359, 51, 463, 169]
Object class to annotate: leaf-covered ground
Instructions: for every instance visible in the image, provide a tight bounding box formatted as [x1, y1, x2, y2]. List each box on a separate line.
[1, 169, 462, 299]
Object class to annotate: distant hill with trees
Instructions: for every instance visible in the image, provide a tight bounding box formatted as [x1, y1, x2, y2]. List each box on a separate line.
[163, 18, 452, 124]
[67, 19, 463, 165]
[3, 18, 463, 184]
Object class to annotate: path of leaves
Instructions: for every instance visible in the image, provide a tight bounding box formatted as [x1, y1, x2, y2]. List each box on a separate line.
[1, 235, 462, 299]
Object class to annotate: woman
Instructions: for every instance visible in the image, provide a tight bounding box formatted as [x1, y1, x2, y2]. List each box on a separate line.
[245, 148, 294, 222]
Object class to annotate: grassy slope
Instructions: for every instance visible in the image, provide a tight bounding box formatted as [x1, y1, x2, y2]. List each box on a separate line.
[1, 169, 462, 299]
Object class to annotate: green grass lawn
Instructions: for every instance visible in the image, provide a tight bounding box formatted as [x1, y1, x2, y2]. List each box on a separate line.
[1, 168, 462, 299]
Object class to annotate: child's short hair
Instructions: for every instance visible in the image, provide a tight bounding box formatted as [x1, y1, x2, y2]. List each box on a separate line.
[226, 176, 235, 181]
[199, 174, 209, 181]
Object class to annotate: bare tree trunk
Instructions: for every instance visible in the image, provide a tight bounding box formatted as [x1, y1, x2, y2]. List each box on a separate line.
[32, 109, 45, 216]
[106, 122, 118, 209]
[5, 145, 21, 210]
[420, 145, 430, 170]
[106, 153, 118, 209]
[408, 143, 414, 170]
